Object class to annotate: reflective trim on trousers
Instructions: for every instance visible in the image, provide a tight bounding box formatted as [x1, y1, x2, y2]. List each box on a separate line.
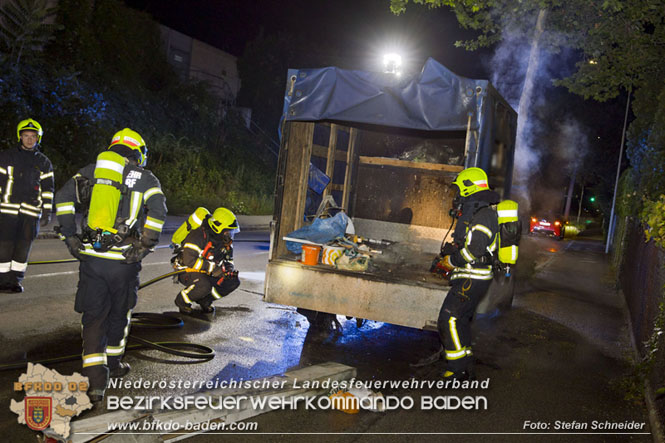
[106, 310, 132, 357]
[449, 317, 462, 350]
[10, 260, 27, 272]
[211, 287, 222, 299]
[445, 347, 472, 361]
[180, 285, 195, 304]
[82, 353, 107, 368]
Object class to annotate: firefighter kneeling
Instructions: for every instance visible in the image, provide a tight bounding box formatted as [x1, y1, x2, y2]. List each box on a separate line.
[172, 207, 241, 314]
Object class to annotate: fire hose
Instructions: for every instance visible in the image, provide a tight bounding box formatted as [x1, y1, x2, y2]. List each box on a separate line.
[0, 269, 216, 371]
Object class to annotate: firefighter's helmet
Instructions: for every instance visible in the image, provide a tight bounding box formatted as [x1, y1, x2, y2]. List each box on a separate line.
[17, 118, 43, 143]
[452, 167, 489, 197]
[108, 128, 148, 167]
[208, 207, 239, 235]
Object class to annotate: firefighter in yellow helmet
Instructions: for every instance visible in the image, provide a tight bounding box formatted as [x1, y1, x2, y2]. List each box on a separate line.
[173, 207, 241, 314]
[437, 167, 500, 380]
[0, 119, 54, 293]
[55, 128, 167, 403]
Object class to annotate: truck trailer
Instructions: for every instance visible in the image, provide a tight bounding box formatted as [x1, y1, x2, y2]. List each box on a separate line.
[264, 58, 517, 331]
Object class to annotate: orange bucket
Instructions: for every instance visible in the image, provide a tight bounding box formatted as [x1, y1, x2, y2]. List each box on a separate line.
[300, 244, 321, 265]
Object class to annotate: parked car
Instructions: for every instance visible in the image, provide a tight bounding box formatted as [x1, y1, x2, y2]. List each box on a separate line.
[529, 214, 564, 239]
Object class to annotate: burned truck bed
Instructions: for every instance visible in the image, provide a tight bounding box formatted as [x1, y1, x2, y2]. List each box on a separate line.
[264, 60, 517, 330]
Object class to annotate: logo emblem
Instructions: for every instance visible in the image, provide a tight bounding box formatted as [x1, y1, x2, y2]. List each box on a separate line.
[25, 397, 52, 431]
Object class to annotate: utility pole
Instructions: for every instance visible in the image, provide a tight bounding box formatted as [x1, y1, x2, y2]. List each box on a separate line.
[605, 88, 632, 254]
[576, 184, 585, 224]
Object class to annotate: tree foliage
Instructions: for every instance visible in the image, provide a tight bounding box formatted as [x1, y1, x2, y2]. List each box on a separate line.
[390, 0, 665, 102]
[0, 0, 275, 214]
[0, 0, 61, 67]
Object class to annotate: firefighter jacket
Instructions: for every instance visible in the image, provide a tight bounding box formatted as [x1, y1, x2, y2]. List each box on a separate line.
[173, 224, 234, 275]
[449, 197, 499, 281]
[55, 162, 167, 261]
[0, 145, 54, 218]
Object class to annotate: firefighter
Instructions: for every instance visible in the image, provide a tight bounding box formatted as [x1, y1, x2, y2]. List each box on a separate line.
[0, 119, 54, 293]
[437, 167, 499, 380]
[55, 128, 167, 403]
[173, 207, 241, 314]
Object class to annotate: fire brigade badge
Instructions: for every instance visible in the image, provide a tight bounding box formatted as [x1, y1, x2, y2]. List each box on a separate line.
[25, 397, 52, 431]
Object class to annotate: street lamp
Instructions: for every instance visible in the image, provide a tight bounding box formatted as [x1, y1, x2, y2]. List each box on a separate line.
[383, 53, 402, 75]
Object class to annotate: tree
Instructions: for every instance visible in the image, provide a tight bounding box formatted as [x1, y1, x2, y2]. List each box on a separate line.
[390, 0, 665, 207]
[0, 0, 61, 67]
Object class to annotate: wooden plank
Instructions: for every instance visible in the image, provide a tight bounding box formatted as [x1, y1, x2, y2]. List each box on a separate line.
[322, 124, 338, 198]
[311, 143, 347, 163]
[328, 184, 344, 192]
[341, 127, 357, 210]
[359, 156, 464, 173]
[276, 122, 314, 257]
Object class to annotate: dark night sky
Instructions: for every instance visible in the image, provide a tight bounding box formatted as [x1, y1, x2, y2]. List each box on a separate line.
[124, 0, 628, 209]
[124, 0, 492, 79]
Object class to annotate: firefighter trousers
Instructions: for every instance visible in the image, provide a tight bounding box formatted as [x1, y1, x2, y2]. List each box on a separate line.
[75, 256, 140, 391]
[177, 272, 240, 306]
[0, 213, 39, 285]
[437, 277, 492, 373]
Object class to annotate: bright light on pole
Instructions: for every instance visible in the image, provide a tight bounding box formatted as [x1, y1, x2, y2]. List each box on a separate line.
[383, 53, 402, 75]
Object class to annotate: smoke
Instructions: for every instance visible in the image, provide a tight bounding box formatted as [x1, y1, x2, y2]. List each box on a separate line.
[486, 11, 583, 216]
[554, 118, 588, 172]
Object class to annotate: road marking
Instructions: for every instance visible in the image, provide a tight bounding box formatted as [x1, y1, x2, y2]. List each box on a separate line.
[27, 261, 173, 279]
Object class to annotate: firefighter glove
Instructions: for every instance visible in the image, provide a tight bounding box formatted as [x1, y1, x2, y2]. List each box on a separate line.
[441, 242, 458, 256]
[141, 230, 160, 248]
[210, 265, 225, 278]
[64, 236, 84, 260]
[123, 244, 151, 263]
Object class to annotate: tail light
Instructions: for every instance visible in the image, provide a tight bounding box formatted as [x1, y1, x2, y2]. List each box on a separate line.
[554, 221, 561, 226]
[531, 217, 537, 222]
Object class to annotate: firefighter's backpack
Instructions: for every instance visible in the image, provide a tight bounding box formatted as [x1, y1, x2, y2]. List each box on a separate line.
[171, 207, 211, 248]
[86, 150, 128, 234]
[495, 200, 521, 274]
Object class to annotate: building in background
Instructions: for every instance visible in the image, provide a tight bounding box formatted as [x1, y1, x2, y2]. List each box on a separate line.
[161, 25, 240, 106]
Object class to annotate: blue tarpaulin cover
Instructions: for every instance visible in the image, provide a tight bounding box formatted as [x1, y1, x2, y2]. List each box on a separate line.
[285, 212, 350, 254]
[283, 58, 489, 132]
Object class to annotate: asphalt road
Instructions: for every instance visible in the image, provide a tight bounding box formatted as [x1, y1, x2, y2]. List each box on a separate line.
[0, 231, 653, 442]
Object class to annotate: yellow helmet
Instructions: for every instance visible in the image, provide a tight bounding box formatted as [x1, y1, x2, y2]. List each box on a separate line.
[452, 167, 489, 197]
[17, 118, 43, 143]
[208, 207, 239, 234]
[108, 128, 148, 167]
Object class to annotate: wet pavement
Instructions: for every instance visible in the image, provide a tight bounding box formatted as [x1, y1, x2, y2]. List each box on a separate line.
[0, 231, 654, 442]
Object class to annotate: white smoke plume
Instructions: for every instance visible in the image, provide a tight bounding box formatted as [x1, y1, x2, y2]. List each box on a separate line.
[487, 12, 576, 216]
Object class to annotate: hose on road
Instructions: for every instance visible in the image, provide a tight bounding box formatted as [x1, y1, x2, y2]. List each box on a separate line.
[0, 269, 216, 371]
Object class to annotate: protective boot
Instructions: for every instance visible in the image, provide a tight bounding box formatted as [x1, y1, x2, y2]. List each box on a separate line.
[174, 293, 193, 314]
[88, 389, 105, 404]
[442, 360, 476, 381]
[109, 362, 130, 379]
[199, 294, 215, 314]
